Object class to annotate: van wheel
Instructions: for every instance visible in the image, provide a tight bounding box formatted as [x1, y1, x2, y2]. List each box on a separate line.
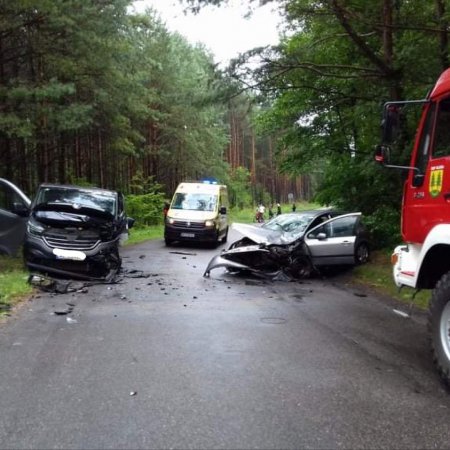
[165, 238, 173, 246]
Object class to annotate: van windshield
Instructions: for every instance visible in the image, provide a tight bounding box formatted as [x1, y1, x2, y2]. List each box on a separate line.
[171, 193, 218, 212]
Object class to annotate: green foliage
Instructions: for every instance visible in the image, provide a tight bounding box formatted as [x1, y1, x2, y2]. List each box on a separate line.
[313, 154, 403, 248]
[363, 208, 401, 250]
[244, 0, 450, 247]
[126, 174, 166, 227]
[225, 166, 253, 209]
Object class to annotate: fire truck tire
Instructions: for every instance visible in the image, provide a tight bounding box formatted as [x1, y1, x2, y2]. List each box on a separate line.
[428, 272, 450, 386]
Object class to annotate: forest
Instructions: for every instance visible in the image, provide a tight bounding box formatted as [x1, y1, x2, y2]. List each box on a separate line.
[1, 0, 450, 246]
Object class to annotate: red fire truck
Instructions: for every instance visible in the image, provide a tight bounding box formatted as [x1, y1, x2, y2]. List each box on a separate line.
[376, 68, 450, 385]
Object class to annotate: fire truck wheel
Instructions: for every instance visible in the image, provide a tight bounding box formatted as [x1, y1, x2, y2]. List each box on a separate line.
[429, 272, 450, 386]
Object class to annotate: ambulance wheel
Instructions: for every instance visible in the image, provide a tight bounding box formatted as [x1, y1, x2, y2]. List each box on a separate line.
[429, 272, 450, 386]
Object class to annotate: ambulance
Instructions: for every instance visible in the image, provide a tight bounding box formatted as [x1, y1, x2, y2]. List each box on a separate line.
[164, 181, 229, 246]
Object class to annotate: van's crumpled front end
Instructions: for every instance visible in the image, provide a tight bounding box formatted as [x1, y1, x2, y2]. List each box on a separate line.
[24, 185, 129, 281]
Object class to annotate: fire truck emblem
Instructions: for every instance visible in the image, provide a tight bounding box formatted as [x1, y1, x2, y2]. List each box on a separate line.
[429, 166, 444, 198]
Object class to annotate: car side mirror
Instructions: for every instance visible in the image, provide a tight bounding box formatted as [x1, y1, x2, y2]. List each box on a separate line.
[220, 206, 227, 214]
[127, 217, 135, 229]
[317, 233, 327, 241]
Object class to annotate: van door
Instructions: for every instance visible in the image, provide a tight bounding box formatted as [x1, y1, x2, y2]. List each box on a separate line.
[218, 188, 228, 235]
[0, 179, 31, 255]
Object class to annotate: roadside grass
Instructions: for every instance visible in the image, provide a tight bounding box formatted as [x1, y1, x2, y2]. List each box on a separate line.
[352, 250, 431, 310]
[126, 225, 163, 246]
[0, 255, 32, 317]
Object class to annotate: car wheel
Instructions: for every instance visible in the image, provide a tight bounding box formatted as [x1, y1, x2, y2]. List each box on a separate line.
[289, 255, 313, 279]
[355, 242, 369, 264]
[165, 238, 173, 246]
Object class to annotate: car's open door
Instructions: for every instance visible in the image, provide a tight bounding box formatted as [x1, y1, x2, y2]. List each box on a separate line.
[305, 213, 361, 266]
[0, 178, 31, 256]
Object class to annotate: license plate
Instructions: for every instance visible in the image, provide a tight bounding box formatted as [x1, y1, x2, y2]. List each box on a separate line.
[180, 233, 195, 238]
[53, 248, 87, 261]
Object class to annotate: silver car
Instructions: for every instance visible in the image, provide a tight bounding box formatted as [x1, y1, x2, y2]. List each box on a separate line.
[204, 210, 370, 278]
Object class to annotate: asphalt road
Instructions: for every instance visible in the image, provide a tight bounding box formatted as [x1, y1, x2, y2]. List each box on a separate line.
[1, 231, 450, 449]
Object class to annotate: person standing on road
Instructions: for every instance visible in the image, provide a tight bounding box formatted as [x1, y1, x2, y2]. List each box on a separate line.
[256, 203, 265, 223]
[276, 203, 281, 215]
[292, 203, 296, 212]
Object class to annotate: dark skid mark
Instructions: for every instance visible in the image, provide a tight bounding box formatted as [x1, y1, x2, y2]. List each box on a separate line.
[260, 317, 287, 325]
[169, 251, 197, 256]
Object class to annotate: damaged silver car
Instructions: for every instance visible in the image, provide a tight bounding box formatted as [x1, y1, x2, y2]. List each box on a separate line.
[204, 210, 369, 279]
[0, 179, 134, 280]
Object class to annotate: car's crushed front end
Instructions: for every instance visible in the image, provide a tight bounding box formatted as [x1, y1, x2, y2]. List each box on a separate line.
[204, 230, 314, 280]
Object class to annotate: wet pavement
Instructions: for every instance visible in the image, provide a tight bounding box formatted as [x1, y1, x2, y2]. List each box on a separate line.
[1, 232, 450, 449]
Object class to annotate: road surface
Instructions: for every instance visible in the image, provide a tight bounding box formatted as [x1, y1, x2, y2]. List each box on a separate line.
[1, 231, 450, 449]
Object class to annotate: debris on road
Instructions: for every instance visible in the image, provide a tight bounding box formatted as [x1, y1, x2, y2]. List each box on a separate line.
[53, 303, 75, 315]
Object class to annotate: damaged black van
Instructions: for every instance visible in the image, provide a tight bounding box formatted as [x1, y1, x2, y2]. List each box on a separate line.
[0, 179, 134, 280]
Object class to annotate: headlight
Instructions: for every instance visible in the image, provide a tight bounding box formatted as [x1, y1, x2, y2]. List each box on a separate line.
[167, 217, 175, 225]
[205, 220, 215, 227]
[27, 218, 45, 236]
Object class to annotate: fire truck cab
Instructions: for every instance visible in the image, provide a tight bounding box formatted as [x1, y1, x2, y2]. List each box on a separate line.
[376, 68, 450, 385]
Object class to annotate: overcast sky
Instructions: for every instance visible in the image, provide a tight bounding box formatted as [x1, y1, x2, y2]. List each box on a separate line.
[131, 0, 283, 67]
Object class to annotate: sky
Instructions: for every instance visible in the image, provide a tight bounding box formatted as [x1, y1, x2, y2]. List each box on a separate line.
[131, 0, 283, 67]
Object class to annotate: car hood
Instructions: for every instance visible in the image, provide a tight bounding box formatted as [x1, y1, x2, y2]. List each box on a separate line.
[32, 203, 114, 227]
[232, 223, 304, 245]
